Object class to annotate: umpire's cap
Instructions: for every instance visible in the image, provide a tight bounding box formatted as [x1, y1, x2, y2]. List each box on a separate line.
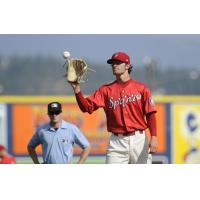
[48, 102, 62, 115]
[107, 52, 131, 64]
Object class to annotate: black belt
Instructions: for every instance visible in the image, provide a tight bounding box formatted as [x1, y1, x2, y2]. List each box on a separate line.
[113, 130, 144, 137]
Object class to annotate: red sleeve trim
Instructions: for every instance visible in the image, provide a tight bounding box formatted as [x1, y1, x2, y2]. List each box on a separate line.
[75, 92, 94, 114]
[146, 112, 157, 136]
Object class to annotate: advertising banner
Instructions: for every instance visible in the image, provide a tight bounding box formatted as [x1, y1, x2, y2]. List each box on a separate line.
[172, 104, 200, 163]
[155, 104, 167, 153]
[11, 103, 109, 155]
[11, 102, 167, 157]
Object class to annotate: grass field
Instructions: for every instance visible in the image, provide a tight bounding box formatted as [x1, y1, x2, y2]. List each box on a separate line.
[16, 156, 165, 164]
[16, 156, 106, 164]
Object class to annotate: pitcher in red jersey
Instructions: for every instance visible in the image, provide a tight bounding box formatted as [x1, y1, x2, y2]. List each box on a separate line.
[69, 52, 158, 164]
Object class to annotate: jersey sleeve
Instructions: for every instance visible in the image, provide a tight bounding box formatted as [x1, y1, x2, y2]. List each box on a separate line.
[76, 87, 105, 114]
[146, 112, 157, 136]
[142, 86, 157, 115]
[73, 126, 90, 149]
[28, 129, 41, 149]
[87, 87, 106, 107]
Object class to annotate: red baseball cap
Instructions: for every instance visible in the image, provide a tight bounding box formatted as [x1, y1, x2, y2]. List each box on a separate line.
[0, 145, 6, 151]
[107, 52, 131, 64]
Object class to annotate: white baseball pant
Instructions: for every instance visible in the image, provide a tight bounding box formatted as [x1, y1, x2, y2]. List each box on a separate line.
[106, 130, 152, 164]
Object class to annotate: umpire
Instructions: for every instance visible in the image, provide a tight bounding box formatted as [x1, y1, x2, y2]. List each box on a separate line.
[27, 102, 91, 164]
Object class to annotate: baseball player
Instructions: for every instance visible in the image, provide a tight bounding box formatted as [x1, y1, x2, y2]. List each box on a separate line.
[27, 102, 91, 164]
[69, 52, 158, 164]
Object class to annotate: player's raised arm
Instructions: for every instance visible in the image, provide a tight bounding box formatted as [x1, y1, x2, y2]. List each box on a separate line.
[69, 82, 90, 112]
[70, 82, 81, 94]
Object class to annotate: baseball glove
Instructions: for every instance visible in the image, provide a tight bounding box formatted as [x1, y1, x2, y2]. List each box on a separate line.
[65, 59, 88, 83]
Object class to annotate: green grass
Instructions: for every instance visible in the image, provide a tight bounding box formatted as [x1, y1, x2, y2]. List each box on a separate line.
[16, 156, 106, 164]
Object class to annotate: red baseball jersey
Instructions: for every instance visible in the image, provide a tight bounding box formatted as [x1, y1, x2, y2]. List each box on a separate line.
[77, 79, 157, 133]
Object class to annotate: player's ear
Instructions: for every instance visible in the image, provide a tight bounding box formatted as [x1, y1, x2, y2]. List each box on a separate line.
[127, 64, 133, 74]
[125, 64, 131, 70]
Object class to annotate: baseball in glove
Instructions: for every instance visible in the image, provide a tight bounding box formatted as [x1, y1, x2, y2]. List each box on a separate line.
[63, 51, 95, 83]
[66, 59, 88, 83]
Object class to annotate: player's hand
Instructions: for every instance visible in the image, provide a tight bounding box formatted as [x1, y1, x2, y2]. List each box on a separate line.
[68, 82, 81, 94]
[149, 136, 158, 153]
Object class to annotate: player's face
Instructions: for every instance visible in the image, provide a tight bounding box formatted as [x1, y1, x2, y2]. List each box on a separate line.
[111, 61, 129, 75]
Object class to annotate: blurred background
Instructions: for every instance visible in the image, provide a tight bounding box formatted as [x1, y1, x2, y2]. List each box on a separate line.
[1, 34, 200, 163]
[1, 34, 200, 95]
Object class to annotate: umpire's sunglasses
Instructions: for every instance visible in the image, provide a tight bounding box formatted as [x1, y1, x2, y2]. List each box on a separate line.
[48, 111, 62, 115]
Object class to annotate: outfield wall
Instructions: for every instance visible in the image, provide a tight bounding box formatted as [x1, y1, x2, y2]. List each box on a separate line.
[0, 95, 200, 163]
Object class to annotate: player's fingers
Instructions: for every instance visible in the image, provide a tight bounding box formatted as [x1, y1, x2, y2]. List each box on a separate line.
[150, 146, 157, 153]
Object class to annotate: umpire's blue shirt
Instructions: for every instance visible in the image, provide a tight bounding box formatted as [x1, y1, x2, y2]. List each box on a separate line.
[28, 120, 90, 164]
